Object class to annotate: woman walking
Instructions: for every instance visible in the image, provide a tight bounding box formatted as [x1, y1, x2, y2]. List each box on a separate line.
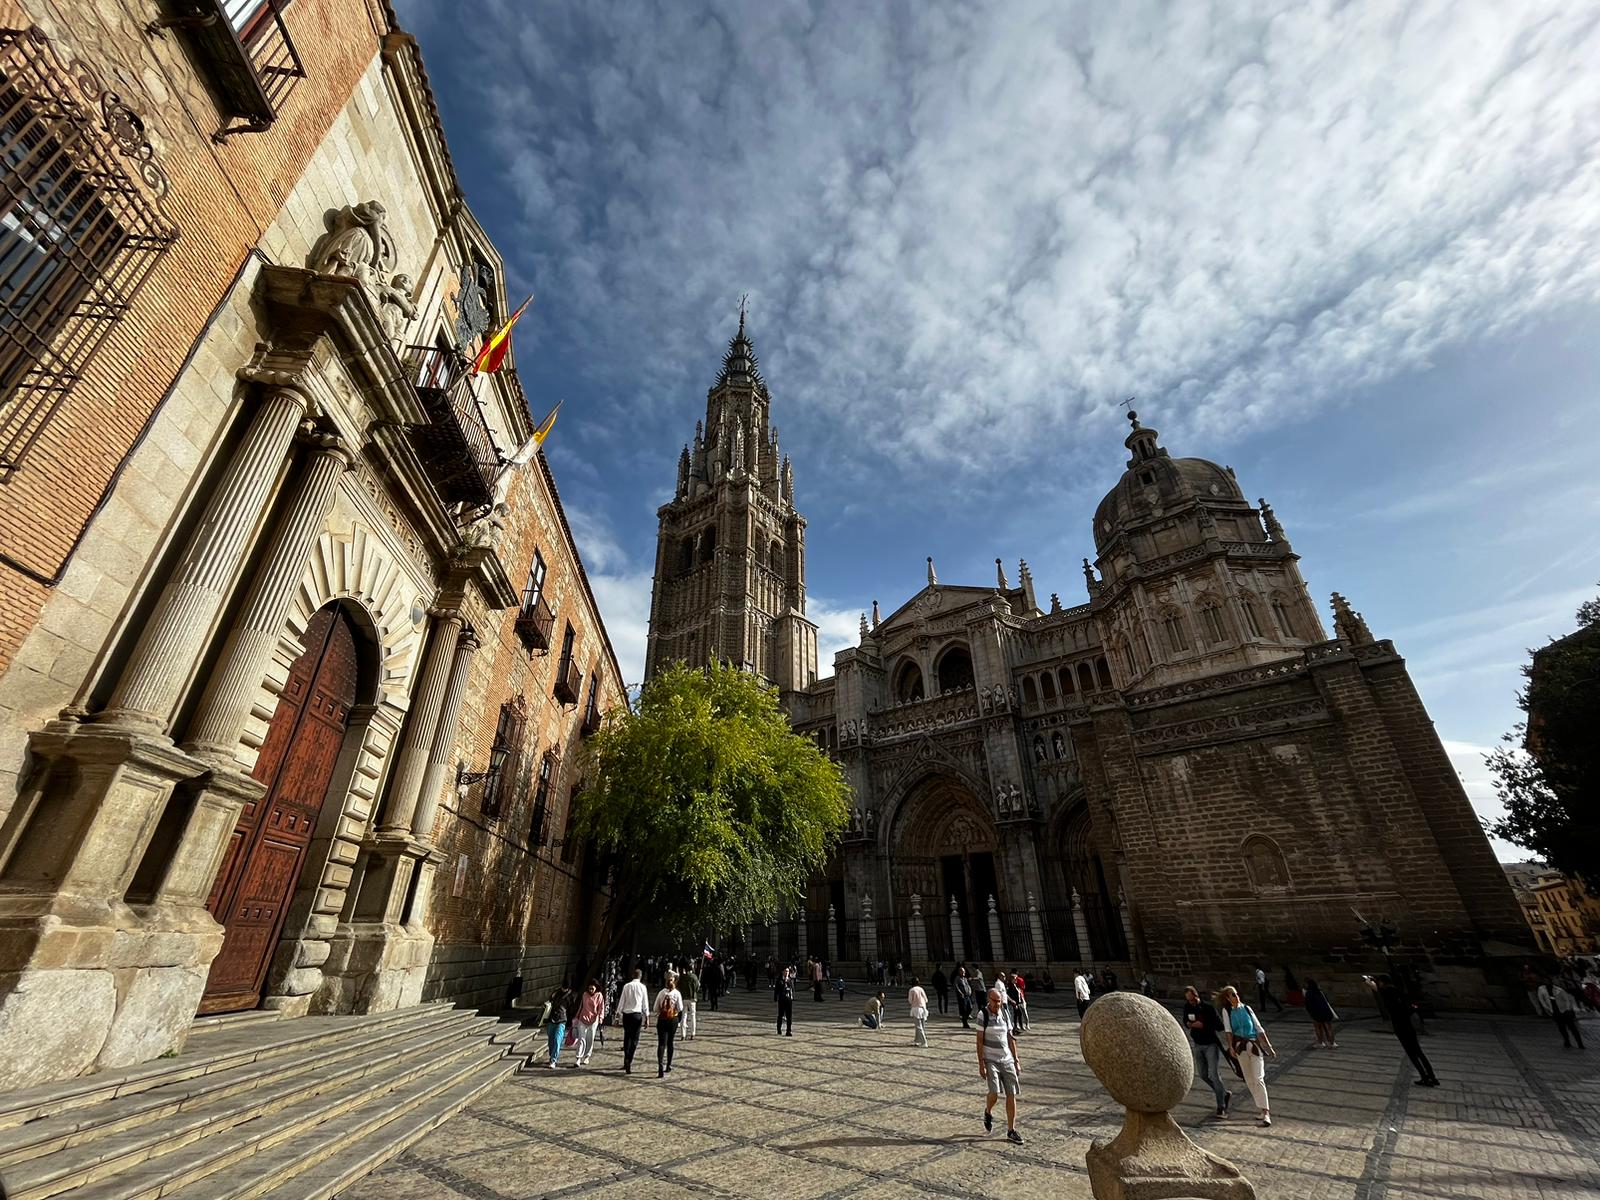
[653, 971, 685, 1077]
[571, 979, 606, 1067]
[909, 977, 930, 1047]
[955, 967, 974, 1029]
[1304, 979, 1338, 1049]
[544, 981, 571, 1069]
[1219, 985, 1275, 1126]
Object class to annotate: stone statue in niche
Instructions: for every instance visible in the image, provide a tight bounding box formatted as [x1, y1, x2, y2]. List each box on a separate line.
[1032, 737, 1047, 764]
[376, 273, 417, 340]
[996, 783, 1012, 817]
[1244, 838, 1289, 890]
[1052, 731, 1067, 760]
[312, 200, 396, 287]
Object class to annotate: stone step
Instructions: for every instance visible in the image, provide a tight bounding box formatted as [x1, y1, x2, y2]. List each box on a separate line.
[0, 1002, 459, 1135]
[191, 1051, 515, 1200]
[187, 1010, 284, 1036]
[2, 1012, 505, 1200]
[61, 1036, 513, 1200]
[0, 1005, 475, 1172]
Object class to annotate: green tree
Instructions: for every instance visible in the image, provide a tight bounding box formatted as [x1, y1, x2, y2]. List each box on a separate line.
[572, 661, 850, 971]
[1487, 592, 1600, 891]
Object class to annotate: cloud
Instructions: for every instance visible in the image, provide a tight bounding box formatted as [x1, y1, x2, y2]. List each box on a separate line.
[425, 0, 1600, 492]
[564, 503, 652, 685]
[808, 597, 867, 675]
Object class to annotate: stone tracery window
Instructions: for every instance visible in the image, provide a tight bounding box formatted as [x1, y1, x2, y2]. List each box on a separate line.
[1078, 662, 1096, 693]
[1239, 594, 1265, 639]
[934, 643, 974, 693]
[1198, 599, 1228, 645]
[1039, 671, 1056, 702]
[1242, 834, 1290, 892]
[1161, 610, 1190, 654]
[1059, 666, 1075, 696]
[1270, 594, 1299, 640]
[893, 659, 924, 703]
[1021, 675, 1038, 707]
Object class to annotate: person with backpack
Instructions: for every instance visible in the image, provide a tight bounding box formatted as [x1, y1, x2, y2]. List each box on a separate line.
[1219, 985, 1276, 1126]
[652, 971, 684, 1077]
[570, 979, 606, 1068]
[775, 963, 795, 1036]
[544, 981, 571, 1069]
[977, 986, 1023, 1144]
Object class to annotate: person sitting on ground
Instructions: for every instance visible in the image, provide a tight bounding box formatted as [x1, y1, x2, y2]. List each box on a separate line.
[862, 990, 886, 1029]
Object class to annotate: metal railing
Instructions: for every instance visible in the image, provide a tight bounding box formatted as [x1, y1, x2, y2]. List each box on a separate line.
[402, 343, 500, 510]
[235, 0, 303, 118]
[553, 656, 582, 705]
[513, 594, 554, 656]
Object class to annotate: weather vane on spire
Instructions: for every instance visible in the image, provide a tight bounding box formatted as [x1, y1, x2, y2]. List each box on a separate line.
[738, 292, 749, 334]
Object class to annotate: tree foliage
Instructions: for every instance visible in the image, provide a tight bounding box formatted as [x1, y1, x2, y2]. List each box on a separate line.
[1487, 591, 1600, 890]
[573, 662, 851, 953]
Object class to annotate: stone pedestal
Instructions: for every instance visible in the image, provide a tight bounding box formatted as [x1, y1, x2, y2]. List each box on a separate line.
[1027, 890, 1047, 965]
[1073, 889, 1093, 962]
[317, 833, 441, 1014]
[908, 893, 928, 967]
[948, 894, 965, 964]
[1079, 992, 1256, 1199]
[0, 728, 231, 1086]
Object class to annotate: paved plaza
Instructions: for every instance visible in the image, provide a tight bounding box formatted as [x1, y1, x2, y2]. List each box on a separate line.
[339, 986, 1600, 1200]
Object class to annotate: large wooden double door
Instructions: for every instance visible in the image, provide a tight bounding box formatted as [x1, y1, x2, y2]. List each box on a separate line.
[200, 605, 359, 1014]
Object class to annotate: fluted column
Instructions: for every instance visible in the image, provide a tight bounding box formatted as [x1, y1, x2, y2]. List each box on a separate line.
[184, 432, 353, 759]
[1027, 890, 1047, 965]
[908, 892, 928, 967]
[378, 608, 466, 834]
[949, 894, 966, 964]
[1072, 889, 1092, 963]
[987, 894, 1005, 964]
[99, 387, 308, 731]
[411, 626, 481, 842]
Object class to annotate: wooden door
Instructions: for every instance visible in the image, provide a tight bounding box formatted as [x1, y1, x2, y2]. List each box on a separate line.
[200, 605, 359, 1014]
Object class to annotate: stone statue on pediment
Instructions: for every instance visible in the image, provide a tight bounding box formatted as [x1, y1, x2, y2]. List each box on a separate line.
[312, 200, 397, 289]
[377, 273, 417, 340]
[461, 501, 507, 550]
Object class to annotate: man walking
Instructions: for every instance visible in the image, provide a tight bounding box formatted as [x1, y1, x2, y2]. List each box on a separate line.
[813, 956, 826, 1002]
[1182, 985, 1231, 1117]
[931, 963, 950, 1015]
[977, 986, 1023, 1144]
[776, 963, 795, 1036]
[618, 968, 649, 1075]
[680, 963, 701, 1040]
[1538, 976, 1586, 1049]
[1074, 970, 1092, 1018]
[1255, 965, 1284, 1014]
[955, 966, 974, 1029]
[909, 977, 930, 1046]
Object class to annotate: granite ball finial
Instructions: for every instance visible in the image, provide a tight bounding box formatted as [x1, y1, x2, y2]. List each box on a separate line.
[1078, 992, 1256, 1199]
[1080, 991, 1193, 1112]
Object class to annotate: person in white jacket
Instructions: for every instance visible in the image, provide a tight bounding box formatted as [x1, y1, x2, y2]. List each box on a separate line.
[1538, 977, 1585, 1049]
[908, 977, 930, 1047]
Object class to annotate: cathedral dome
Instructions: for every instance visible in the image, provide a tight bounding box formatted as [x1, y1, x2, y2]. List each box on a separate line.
[1092, 413, 1243, 549]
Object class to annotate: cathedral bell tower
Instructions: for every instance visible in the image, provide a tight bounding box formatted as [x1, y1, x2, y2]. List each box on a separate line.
[644, 307, 819, 695]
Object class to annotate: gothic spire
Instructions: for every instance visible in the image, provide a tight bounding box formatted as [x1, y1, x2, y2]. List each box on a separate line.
[716, 301, 765, 391]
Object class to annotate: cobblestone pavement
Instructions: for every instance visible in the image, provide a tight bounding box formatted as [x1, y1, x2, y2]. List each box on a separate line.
[339, 986, 1600, 1199]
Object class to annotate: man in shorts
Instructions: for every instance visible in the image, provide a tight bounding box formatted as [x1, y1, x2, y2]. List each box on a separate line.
[977, 986, 1023, 1144]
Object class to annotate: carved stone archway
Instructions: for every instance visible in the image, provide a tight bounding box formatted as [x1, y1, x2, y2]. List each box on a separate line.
[886, 770, 1003, 964]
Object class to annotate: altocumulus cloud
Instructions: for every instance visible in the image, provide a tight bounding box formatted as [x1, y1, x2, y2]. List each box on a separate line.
[408, 0, 1600, 490]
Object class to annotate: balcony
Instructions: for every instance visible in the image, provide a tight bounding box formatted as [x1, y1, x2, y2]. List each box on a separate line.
[553, 658, 582, 706]
[514, 595, 554, 656]
[579, 703, 602, 738]
[403, 344, 500, 510]
[153, 0, 307, 141]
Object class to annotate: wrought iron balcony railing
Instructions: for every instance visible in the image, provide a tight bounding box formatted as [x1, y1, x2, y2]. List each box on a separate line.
[579, 703, 602, 738]
[402, 343, 500, 510]
[151, 0, 307, 142]
[514, 594, 554, 656]
[553, 657, 582, 706]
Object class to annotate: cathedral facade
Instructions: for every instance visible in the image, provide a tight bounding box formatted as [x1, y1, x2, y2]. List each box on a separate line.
[648, 321, 1531, 1009]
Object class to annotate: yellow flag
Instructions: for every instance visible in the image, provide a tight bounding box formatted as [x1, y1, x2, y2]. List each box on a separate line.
[532, 400, 562, 446]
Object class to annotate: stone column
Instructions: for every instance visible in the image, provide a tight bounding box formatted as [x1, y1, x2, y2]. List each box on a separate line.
[184, 431, 353, 759]
[99, 388, 308, 731]
[987, 894, 1005, 964]
[379, 608, 466, 834]
[410, 626, 481, 842]
[1027, 890, 1047, 965]
[828, 904, 839, 965]
[908, 893, 928, 968]
[796, 904, 808, 964]
[948, 893, 966, 964]
[859, 893, 877, 971]
[1072, 889, 1093, 963]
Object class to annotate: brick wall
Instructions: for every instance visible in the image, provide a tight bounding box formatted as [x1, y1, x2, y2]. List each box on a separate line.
[0, 0, 382, 670]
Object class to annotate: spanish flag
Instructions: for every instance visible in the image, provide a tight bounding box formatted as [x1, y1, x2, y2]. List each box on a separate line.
[472, 293, 532, 376]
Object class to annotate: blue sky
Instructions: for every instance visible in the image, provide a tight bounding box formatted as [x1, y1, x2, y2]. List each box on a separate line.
[397, 1, 1600, 860]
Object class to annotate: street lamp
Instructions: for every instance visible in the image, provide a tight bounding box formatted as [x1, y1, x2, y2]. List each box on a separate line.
[457, 736, 510, 791]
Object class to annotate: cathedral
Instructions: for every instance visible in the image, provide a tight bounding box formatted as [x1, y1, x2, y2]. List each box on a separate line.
[646, 317, 1531, 1008]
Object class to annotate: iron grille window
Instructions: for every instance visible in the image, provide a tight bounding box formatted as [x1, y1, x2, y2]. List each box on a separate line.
[481, 699, 526, 819]
[529, 751, 555, 846]
[0, 28, 177, 475]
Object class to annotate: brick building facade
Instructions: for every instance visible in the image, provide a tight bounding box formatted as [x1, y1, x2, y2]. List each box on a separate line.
[649, 323, 1531, 1009]
[0, 0, 620, 1088]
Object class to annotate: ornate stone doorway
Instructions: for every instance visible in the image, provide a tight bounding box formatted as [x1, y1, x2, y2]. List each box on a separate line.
[200, 604, 360, 1013]
[1050, 800, 1127, 962]
[888, 773, 1000, 964]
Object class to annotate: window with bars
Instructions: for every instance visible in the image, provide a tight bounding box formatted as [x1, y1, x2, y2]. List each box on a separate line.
[529, 750, 555, 846]
[0, 28, 177, 475]
[480, 698, 527, 819]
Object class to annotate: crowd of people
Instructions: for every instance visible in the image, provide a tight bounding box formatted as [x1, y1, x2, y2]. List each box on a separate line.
[523, 947, 1595, 1146]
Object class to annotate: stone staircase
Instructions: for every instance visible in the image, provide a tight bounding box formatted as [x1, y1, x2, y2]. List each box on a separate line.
[0, 1001, 545, 1200]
